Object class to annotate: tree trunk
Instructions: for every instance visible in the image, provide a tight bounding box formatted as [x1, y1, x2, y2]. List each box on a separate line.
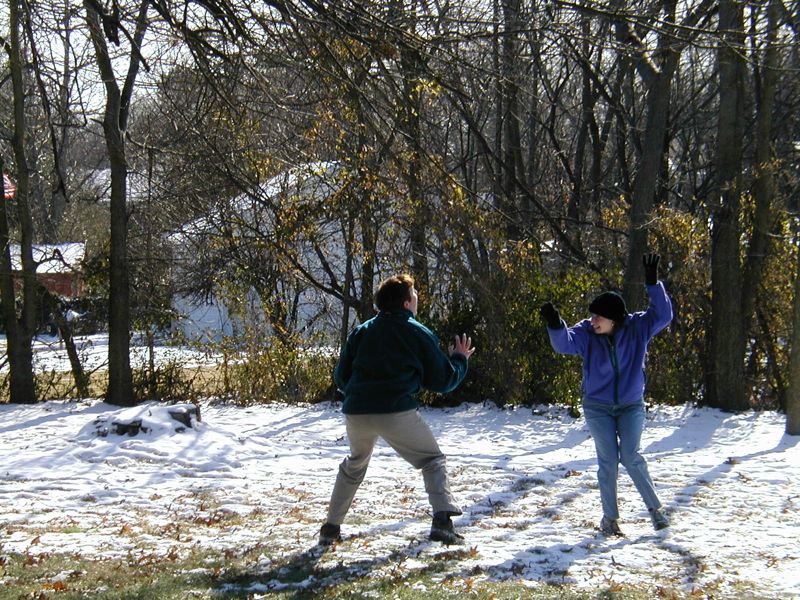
[614, 1, 681, 306]
[391, 0, 429, 287]
[105, 120, 134, 406]
[0, 162, 35, 405]
[20, 0, 72, 243]
[707, 0, 747, 411]
[84, 0, 149, 406]
[40, 287, 89, 397]
[339, 216, 355, 349]
[622, 65, 675, 307]
[787, 229, 800, 434]
[48, 0, 73, 239]
[499, 0, 524, 241]
[358, 216, 377, 323]
[742, 0, 779, 325]
[0, 0, 39, 405]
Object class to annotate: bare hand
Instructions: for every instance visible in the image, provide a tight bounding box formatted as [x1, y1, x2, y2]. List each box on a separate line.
[448, 333, 476, 360]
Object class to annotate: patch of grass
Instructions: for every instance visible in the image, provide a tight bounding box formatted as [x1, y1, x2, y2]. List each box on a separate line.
[0, 544, 774, 600]
[0, 549, 213, 599]
[58, 526, 86, 535]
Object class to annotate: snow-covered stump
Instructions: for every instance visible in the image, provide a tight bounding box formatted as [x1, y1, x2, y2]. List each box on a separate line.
[111, 418, 148, 436]
[166, 404, 202, 430]
[91, 403, 202, 437]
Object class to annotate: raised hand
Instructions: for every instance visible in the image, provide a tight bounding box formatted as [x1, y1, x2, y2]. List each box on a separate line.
[449, 333, 476, 359]
[643, 253, 660, 286]
[540, 302, 562, 329]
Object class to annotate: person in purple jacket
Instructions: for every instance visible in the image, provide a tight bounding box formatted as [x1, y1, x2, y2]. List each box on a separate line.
[540, 253, 671, 536]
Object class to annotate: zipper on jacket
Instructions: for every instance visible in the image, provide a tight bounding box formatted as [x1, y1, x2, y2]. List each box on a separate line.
[607, 335, 620, 404]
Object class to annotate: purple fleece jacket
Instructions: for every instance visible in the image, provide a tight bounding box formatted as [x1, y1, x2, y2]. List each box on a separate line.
[546, 282, 672, 405]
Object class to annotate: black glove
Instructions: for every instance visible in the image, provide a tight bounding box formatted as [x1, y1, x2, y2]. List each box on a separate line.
[540, 302, 562, 329]
[643, 253, 660, 286]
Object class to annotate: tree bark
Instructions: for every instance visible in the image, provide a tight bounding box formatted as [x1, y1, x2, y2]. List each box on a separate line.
[0, 161, 35, 405]
[40, 286, 89, 397]
[499, 0, 525, 241]
[0, 0, 38, 404]
[614, 1, 680, 306]
[390, 0, 429, 288]
[358, 216, 377, 323]
[566, 17, 596, 254]
[707, 0, 748, 411]
[84, 0, 150, 406]
[742, 0, 779, 325]
[787, 230, 800, 434]
[339, 216, 355, 349]
[622, 65, 676, 306]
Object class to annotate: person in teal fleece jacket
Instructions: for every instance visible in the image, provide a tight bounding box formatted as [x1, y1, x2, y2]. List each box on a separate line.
[540, 253, 672, 536]
[320, 274, 475, 546]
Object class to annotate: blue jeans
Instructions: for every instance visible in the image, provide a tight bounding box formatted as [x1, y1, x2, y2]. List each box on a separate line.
[583, 401, 662, 520]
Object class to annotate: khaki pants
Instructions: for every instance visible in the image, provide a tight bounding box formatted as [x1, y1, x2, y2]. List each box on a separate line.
[326, 409, 461, 525]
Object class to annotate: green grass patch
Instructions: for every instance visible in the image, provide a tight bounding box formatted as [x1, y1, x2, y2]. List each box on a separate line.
[0, 543, 769, 600]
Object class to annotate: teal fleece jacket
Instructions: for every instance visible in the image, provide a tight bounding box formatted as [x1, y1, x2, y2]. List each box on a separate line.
[333, 309, 468, 414]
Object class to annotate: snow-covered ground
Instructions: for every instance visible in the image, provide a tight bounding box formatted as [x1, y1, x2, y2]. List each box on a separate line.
[0, 398, 797, 597]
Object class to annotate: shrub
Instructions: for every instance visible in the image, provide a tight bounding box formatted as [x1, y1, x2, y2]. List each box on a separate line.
[211, 331, 337, 406]
[424, 242, 597, 409]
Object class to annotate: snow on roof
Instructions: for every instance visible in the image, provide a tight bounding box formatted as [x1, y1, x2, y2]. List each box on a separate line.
[169, 161, 342, 243]
[79, 168, 151, 203]
[9, 243, 85, 274]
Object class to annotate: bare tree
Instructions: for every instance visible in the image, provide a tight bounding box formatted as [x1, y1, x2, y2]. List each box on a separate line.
[742, 0, 781, 398]
[83, 0, 150, 406]
[788, 226, 800, 434]
[608, 0, 715, 305]
[706, 0, 748, 411]
[0, 0, 39, 404]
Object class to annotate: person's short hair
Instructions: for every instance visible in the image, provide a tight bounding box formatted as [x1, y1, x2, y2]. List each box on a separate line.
[375, 274, 415, 312]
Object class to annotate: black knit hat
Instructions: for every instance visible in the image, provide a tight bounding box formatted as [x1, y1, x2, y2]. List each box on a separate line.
[589, 291, 627, 323]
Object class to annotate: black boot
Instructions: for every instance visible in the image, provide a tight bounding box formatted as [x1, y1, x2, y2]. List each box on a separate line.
[600, 516, 623, 536]
[318, 522, 341, 546]
[649, 507, 669, 531]
[429, 512, 465, 545]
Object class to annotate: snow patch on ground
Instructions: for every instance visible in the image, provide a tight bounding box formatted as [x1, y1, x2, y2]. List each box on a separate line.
[0, 400, 798, 596]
